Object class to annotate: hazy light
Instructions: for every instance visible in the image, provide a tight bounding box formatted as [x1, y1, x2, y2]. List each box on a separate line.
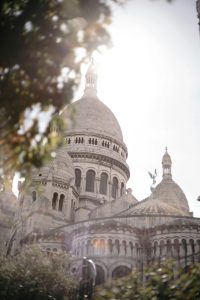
[94, 0, 200, 217]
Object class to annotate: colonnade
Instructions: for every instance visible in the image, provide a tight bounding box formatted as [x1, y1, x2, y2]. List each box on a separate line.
[73, 238, 139, 258]
[151, 238, 200, 263]
[73, 236, 200, 263]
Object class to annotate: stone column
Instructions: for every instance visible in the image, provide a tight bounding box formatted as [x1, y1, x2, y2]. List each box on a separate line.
[108, 179, 112, 199]
[96, 177, 100, 195]
[120, 242, 126, 256]
[162, 243, 167, 257]
[127, 243, 132, 257]
[88, 241, 92, 256]
[82, 176, 86, 192]
[155, 245, 160, 260]
[83, 242, 87, 256]
[132, 246, 136, 258]
[104, 240, 108, 256]
[179, 243, 185, 258]
[113, 242, 118, 256]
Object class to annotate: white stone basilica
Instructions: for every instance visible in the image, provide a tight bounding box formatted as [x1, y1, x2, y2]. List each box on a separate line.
[1, 62, 200, 284]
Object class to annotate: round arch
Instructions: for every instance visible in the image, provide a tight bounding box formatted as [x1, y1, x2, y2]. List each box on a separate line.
[93, 260, 108, 283]
[109, 261, 132, 278]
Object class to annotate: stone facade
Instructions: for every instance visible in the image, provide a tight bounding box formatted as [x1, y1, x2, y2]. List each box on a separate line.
[1, 62, 200, 284]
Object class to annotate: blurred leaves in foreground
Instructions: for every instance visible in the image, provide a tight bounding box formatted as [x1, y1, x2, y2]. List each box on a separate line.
[94, 260, 200, 300]
[0, 0, 186, 183]
[0, 0, 122, 180]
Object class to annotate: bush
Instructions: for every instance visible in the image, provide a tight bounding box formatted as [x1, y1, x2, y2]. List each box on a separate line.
[94, 261, 200, 300]
[0, 246, 76, 300]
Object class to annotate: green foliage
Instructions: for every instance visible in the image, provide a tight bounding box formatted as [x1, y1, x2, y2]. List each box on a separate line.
[0, 0, 120, 179]
[94, 261, 200, 300]
[0, 246, 76, 300]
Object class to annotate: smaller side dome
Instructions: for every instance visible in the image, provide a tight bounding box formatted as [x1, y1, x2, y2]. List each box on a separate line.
[116, 149, 190, 217]
[52, 145, 74, 184]
[152, 179, 190, 215]
[160, 148, 190, 214]
[116, 196, 186, 216]
[32, 145, 74, 185]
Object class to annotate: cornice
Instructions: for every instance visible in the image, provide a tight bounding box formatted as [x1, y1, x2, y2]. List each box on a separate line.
[69, 151, 130, 178]
[32, 180, 71, 190]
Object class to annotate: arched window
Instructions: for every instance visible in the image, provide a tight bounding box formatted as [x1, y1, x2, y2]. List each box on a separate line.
[99, 172, 108, 195]
[32, 191, 36, 202]
[86, 170, 95, 192]
[59, 194, 65, 211]
[75, 169, 81, 189]
[120, 182, 125, 196]
[112, 177, 118, 199]
[52, 192, 58, 210]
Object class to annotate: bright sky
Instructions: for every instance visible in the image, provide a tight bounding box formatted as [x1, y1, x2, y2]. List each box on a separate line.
[78, 0, 200, 217]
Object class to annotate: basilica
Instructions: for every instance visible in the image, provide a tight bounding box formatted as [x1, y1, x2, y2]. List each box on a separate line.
[0, 62, 200, 284]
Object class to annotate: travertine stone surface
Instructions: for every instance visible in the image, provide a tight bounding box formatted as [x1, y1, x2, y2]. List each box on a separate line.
[1, 62, 199, 282]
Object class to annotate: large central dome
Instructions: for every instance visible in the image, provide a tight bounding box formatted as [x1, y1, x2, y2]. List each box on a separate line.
[68, 96, 123, 141]
[61, 61, 123, 142]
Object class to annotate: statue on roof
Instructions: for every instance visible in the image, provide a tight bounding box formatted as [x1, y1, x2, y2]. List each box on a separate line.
[148, 169, 157, 192]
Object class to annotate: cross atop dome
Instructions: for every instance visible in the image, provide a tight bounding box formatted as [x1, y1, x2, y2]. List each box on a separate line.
[83, 58, 98, 97]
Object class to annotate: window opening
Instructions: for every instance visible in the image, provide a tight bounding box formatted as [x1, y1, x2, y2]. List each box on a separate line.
[52, 192, 58, 210]
[75, 169, 81, 189]
[59, 194, 65, 211]
[32, 191, 36, 202]
[86, 170, 95, 192]
[112, 177, 118, 199]
[99, 172, 108, 195]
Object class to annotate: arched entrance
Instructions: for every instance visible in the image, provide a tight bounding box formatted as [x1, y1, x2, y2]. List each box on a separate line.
[112, 265, 131, 279]
[95, 265, 105, 285]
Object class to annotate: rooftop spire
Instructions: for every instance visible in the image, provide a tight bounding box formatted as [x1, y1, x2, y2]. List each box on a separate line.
[162, 147, 172, 179]
[83, 58, 97, 97]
